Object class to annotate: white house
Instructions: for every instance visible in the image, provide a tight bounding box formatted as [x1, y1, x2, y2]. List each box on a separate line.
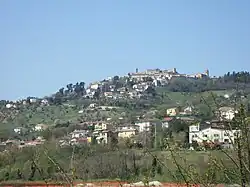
[189, 123, 240, 144]
[70, 130, 87, 138]
[41, 99, 49, 105]
[6, 103, 16, 109]
[78, 110, 84, 114]
[135, 121, 152, 132]
[90, 83, 100, 90]
[184, 106, 193, 114]
[29, 98, 37, 103]
[14, 127, 23, 134]
[34, 124, 48, 131]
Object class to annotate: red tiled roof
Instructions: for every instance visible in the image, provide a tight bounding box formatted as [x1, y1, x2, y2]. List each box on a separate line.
[164, 117, 173, 121]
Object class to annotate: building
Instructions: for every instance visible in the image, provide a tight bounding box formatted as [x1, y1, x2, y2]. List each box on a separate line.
[70, 130, 88, 138]
[92, 122, 114, 144]
[135, 121, 153, 132]
[217, 107, 238, 121]
[14, 127, 24, 134]
[94, 122, 112, 131]
[34, 124, 48, 132]
[95, 130, 117, 144]
[90, 82, 100, 90]
[189, 122, 240, 145]
[166, 107, 179, 117]
[117, 125, 138, 138]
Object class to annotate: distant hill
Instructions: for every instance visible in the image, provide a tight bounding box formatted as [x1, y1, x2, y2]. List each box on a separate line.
[0, 69, 250, 136]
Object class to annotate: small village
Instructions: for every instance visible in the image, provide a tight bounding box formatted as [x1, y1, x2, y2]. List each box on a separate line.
[0, 68, 249, 185]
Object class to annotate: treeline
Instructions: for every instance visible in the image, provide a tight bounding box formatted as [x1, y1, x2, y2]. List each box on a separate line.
[164, 71, 250, 92]
[0, 143, 240, 183]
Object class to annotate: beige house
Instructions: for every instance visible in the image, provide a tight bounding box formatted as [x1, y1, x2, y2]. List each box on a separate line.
[166, 107, 179, 116]
[118, 129, 137, 138]
[217, 107, 238, 121]
[94, 122, 112, 131]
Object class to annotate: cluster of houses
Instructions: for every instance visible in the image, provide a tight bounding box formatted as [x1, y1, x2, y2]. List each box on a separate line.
[130, 68, 209, 82]
[3, 68, 210, 108]
[13, 123, 49, 134]
[0, 136, 46, 150]
[4, 98, 49, 109]
[188, 121, 240, 148]
[4, 104, 241, 149]
[189, 107, 241, 148]
[58, 105, 240, 148]
[59, 121, 155, 146]
[84, 68, 210, 99]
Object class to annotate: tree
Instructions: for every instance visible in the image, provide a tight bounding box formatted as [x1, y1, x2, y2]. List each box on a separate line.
[59, 88, 64, 95]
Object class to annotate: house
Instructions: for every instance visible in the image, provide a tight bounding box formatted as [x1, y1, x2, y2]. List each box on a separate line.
[89, 103, 97, 108]
[94, 122, 112, 131]
[117, 87, 127, 94]
[70, 130, 88, 138]
[14, 127, 23, 134]
[104, 92, 113, 98]
[90, 83, 100, 90]
[6, 103, 16, 109]
[166, 107, 179, 116]
[41, 99, 49, 105]
[95, 130, 117, 144]
[117, 125, 138, 138]
[78, 110, 84, 114]
[176, 116, 196, 123]
[135, 121, 153, 132]
[93, 122, 114, 144]
[183, 106, 193, 115]
[189, 122, 240, 145]
[118, 129, 137, 138]
[162, 117, 173, 128]
[34, 124, 48, 131]
[217, 107, 238, 121]
[70, 137, 89, 145]
[29, 98, 37, 103]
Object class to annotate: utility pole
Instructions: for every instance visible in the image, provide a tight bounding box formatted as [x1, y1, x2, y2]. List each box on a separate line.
[154, 123, 157, 149]
[70, 145, 75, 179]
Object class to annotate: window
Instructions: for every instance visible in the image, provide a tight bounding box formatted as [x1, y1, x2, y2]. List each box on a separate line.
[214, 134, 219, 137]
[203, 134, 208, 138]
[234, 132, 239, 137]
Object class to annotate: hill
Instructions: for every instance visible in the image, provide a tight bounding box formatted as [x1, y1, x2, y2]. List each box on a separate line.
[1, 69, 250, 126]
[0, 69, 250, 140]
[0, 68, 250, 183]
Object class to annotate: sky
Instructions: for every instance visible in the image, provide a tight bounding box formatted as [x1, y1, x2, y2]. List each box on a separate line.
[0, 0, 250, 100]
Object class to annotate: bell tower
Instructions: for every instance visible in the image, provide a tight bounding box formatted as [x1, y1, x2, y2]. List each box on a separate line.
[172, 68, 177, 74]
[205, 69, 209, 77]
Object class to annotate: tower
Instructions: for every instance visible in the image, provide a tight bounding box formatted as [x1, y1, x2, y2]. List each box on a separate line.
[136, 68, 138, 73]
[172, 68, 177, 74]
[205, 69, 209, 77]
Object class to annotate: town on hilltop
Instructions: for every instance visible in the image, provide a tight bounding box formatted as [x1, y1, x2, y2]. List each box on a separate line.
[0, 68, 250, 183]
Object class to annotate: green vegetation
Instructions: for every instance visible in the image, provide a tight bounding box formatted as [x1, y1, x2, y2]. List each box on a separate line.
[0, 143, 241, 183]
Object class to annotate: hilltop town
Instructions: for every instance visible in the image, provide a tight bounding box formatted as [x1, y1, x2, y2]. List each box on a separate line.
[0, 68, 250, 183]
